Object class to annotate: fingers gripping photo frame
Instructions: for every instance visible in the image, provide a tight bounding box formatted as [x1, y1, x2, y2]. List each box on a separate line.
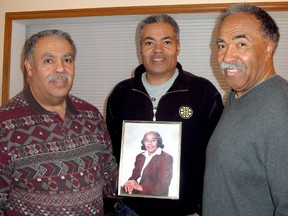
[118, 120, 182, 199]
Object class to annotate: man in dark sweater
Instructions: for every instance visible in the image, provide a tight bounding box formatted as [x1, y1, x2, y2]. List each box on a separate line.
[105, 14, 223, 216]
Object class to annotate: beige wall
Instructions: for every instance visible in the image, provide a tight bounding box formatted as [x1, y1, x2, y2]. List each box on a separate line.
[0, 0, 286, 102]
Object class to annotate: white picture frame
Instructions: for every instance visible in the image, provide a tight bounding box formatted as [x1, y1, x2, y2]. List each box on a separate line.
[118, 120, 182, 199]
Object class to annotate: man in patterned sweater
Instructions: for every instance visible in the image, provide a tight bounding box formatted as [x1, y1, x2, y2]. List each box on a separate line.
[0, 29, 118, 215]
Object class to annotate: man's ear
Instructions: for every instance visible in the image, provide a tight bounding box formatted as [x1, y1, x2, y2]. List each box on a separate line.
[176, 41, 180, 56]
[266, 40, 276, 57]
[24, 59, 33, 77]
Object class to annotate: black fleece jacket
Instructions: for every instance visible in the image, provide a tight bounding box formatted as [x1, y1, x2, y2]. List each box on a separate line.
[106, 62, 223, 215]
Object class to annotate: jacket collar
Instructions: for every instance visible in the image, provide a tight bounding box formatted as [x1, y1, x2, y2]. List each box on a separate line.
[132, 62, 189, 92]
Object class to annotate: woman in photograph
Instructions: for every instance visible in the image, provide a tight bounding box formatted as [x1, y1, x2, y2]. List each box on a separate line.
[122, 131, 173, 196]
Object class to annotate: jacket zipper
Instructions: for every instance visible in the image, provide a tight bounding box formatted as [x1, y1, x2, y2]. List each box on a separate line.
[132, 88, 188, 121]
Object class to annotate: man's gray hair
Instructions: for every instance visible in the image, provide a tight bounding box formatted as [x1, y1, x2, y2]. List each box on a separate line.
[136, 14, 180, 44]
[24, 29, 77, 64]
[219, 3, 279, 47]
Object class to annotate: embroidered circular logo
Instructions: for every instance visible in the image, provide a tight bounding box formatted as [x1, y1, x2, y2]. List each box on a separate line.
[179, 106, 193, 119]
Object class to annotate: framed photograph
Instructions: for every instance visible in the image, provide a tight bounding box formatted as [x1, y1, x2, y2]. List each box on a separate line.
[118, 120, 182, 199]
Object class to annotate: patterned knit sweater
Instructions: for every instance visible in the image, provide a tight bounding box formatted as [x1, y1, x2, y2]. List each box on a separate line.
[0, 87, 118, 216]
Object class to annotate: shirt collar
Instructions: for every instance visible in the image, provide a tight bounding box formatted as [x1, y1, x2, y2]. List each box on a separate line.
[23, 86, 78, 115]
[143, 147, 162, 157]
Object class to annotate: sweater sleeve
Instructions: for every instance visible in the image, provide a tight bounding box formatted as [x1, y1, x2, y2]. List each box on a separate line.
[100, 115, 118, 198]
[266, 122, 288, 215]
[0, 143, 11, 215]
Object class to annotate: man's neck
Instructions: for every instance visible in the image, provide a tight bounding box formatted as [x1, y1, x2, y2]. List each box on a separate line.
[30, 86, 67, 119]
[145, 70, 176, 85]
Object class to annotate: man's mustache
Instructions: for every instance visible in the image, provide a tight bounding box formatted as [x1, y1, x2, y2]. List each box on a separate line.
[219, 61, 247, 73]
[47, 72, 71, 83]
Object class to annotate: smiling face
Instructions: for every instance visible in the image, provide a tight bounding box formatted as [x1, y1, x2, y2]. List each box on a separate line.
[217, 13, 275, 97]
[25, 36, 75, 105]
[141, 22, 180, 85]
[143, 132, 158, 155]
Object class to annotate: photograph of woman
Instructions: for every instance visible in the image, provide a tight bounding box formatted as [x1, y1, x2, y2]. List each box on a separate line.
[122, 131, 173, 196]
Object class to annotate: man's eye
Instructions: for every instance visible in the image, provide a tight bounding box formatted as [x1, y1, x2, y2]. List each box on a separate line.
[65, 58, 73, 63]
[44, 59, 53, 64]
[163, 40, 172, 45]
[217, 43, 225, 49]
[238, 42, 246, 47]
[145, 41, 153, 46]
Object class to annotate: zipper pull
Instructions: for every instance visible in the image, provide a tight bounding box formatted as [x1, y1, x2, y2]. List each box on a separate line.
[153, 107, 157, 121]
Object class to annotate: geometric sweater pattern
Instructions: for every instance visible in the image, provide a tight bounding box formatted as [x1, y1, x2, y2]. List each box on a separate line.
[0, 88, 118, 216]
